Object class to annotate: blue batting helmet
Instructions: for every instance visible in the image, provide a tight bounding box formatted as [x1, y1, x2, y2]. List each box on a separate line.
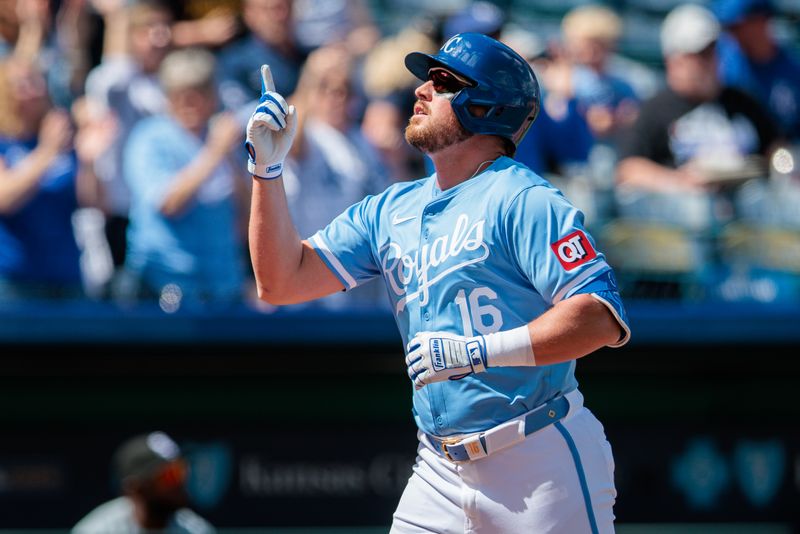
[405, 32, 540, 151]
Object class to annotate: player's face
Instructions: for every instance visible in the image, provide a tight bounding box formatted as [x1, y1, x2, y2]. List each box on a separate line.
[405, 68, 472, 154]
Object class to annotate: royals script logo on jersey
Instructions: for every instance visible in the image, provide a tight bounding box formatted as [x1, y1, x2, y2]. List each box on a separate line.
[551, 230, 596, 271]
[381, 214, 489, 312]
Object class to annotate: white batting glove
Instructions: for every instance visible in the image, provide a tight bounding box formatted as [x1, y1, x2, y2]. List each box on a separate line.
[405, 332, 487, 389]
[405, 326, 535, 390]
[245, 64, 298, 179]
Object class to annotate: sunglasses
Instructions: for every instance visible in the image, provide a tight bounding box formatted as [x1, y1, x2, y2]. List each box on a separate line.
[428, 68, 473, 97]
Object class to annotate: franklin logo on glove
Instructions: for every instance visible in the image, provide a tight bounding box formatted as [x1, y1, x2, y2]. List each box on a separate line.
[431, 338, 445, 370]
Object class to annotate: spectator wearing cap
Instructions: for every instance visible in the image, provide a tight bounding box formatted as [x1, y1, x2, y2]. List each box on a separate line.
[442, 1, 504, 42]
[72, 431, 214, 534]
[616, 3, 778, 195]
[713, 0, 800, 140]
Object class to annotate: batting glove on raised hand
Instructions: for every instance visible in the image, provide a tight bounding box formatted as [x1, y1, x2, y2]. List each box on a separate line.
[405, 332, 487, 390]
[245, 64, 297, 179]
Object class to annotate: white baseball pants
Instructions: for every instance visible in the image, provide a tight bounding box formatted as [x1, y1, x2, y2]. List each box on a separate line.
[390, 393, 616, 533]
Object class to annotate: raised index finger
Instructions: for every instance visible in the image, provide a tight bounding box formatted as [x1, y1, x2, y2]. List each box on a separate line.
[260, 64, 276, 94]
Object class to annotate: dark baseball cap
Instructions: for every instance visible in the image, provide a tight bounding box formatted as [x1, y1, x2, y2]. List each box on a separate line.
[712, 0, 774, 26]
[113, 431, 182, 482]
[443, 1, 505, 41]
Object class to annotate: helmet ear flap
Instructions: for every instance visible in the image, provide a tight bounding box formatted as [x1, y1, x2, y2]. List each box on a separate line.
[469, 105, 506, 119]
[466, 103, 491, 118]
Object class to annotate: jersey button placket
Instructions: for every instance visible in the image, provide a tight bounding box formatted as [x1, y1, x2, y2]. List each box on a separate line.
[420, 211, 431, 323]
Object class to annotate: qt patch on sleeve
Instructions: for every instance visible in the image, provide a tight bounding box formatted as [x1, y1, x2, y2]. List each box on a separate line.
[550, 230, 597, 271]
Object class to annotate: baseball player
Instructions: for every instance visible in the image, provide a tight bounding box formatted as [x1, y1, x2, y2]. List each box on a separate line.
[72, 432, 214, 534]
[247, 32, 630, 533]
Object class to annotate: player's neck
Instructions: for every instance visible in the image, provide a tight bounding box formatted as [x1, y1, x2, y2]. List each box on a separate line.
[430, 139, 504, 191]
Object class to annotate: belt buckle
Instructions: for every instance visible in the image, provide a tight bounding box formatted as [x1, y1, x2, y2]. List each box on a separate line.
[439, 436, 461, 462]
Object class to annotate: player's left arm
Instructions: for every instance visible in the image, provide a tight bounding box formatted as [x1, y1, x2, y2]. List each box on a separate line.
[406, 293, 620, 389]
[526, 291, 623, 363]
[406, 184, 628, 389]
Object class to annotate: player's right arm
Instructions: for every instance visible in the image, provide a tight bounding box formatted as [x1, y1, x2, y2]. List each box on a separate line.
[246, 65, 345, 305]
[250, 178, 345, 305]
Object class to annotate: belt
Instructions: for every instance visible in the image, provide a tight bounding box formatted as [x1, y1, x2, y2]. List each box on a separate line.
[425, 395, 570, 463]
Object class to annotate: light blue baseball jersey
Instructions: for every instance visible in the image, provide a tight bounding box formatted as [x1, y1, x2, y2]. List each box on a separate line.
[310, 156, 630, 436]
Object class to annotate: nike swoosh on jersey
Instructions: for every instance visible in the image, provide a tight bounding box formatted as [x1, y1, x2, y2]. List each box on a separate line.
[392, 214, 417, 225]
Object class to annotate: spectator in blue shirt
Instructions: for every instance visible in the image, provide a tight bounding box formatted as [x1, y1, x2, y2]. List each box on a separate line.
[515, 98, 594, 177]
[713, 0, 800, 141]
[501, 28, 594, 176]
[560, 5, 641, 143]
[0, 57, 96, 300]
[123, 48, 245, 308]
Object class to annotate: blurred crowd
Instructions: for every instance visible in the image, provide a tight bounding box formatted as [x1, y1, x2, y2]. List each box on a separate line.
[0, 0, 798, 312]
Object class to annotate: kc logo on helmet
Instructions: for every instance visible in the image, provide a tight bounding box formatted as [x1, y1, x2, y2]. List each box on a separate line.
[442, 35, 463, 55]
[551, 230, 597, 270]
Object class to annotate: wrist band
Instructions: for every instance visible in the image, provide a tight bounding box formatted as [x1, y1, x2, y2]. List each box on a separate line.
[249, 160, 284, 180]
[483, 325, 536, 367]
